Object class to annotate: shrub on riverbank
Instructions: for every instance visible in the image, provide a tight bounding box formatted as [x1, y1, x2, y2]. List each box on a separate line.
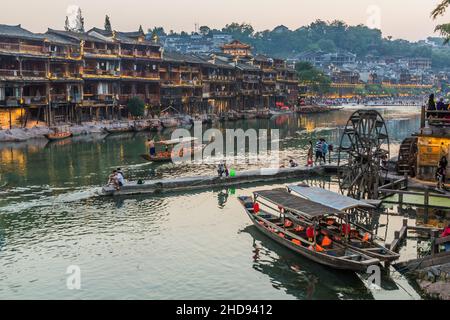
[127, 97, 145, 118]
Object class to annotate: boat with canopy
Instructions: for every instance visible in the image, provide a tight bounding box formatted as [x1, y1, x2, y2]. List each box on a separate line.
[239, 189, 381, 271]
[284, 185, 399, 262]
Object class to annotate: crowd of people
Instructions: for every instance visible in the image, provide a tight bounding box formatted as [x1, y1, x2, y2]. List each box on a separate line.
[427, 93, 450, 117]
[307, 139, 333, 166]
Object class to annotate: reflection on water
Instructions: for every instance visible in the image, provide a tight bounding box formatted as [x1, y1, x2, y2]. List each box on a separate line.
[0, 106, 427, 299]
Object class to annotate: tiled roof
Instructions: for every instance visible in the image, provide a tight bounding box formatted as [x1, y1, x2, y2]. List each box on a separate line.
[0, 24, 43, 41]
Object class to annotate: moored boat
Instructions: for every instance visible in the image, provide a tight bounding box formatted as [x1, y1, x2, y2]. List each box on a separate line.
[45, 126, 73, 141]
[45, 131, 73, 141]
[238, 189, 381, 271]
[160, 117, 179, 128]
[104, 122, 132, 134]
[141, 137, 204, 163]
[131, 120, 150, 132]
[286, 185, 399, 262]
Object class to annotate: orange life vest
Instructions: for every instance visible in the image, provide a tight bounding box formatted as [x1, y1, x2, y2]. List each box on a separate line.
[362, 233, 370, 242]
[322, 236, 332, 247]
[284, 220, 293, 228]
[292, 239, 301, 246]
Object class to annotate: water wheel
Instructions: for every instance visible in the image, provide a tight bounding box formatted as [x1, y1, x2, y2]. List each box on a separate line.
[397, 137, 418, 177]
[338, 110, 390, 200]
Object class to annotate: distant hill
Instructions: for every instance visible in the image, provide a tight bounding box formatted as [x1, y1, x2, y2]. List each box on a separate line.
[152, 20, 450, 69]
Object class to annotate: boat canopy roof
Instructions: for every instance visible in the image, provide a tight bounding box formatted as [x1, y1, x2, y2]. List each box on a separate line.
[287, 185, 375, 211]
[254, 188, 343, 219]
[157, 137, 198, 145]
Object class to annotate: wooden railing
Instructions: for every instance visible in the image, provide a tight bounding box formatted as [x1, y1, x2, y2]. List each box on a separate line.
[421, 106, 450, 127]
[0, 42, 46, 54]
[21, 70, 47, 77]
[0, 69, 20, 77]
[84, 47, 119, 55]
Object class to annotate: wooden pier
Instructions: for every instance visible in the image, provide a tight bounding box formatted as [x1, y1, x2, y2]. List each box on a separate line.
[102, 164, 339, 196]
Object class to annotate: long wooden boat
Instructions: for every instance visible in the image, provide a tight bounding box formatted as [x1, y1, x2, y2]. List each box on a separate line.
[141, 137, 204, 163]
[287, 185, 399, 262]
[238, 192, 380, 272]
[45, 132, 73, 141]
[104, 126, 132, 134]
[131, 121, 150, 132]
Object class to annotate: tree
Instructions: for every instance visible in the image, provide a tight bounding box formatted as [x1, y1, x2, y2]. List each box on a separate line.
[432, 0, 450, 43]
[104, 15, 112, 32]
[74, 7, 85, 33]
[64, 16, 70, 31]
[317, 39, 337, 52]
[199, 26, 210, 36]
[295, 62, 331, 95]
[127, 97, 145, 118]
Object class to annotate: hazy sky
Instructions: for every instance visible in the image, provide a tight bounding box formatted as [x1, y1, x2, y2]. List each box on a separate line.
[1, 0, 450, 41]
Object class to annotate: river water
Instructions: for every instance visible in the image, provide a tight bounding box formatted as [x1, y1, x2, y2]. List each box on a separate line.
[0, 106, 435, 299]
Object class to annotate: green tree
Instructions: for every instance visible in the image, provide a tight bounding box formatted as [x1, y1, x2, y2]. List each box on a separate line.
[104, 15, 112, 32]
[127, 97, 145, 118]
[295, 62, 331, 95]
[199, 26, 210, 36]
[432, 0, 450, 43]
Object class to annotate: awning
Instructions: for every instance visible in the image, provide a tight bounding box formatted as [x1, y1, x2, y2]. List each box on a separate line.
[157, 137, 198, 145]
[287, 185, 375, 211]
[254, 188, 343, 219]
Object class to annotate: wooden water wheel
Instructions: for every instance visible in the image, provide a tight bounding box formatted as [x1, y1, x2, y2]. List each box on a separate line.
[338, 110, 390, 200]
[397, 137, 418, 177]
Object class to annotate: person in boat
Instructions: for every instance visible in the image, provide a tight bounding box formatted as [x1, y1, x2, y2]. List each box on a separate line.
[437, 97, 446, 114]
[289, 159, 299, 168]
[441, 224, 450, 252]
[117, 168, 125, 185]
[147, 139, 156, 157]
[307, 141, 314, 167]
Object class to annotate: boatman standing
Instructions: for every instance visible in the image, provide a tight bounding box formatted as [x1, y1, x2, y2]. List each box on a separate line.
[147, 139, 156, 157]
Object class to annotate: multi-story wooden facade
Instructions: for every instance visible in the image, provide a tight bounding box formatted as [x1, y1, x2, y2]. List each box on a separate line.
[0, 26, 301, 128]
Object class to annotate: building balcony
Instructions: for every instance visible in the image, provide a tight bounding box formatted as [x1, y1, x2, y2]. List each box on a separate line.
[83, 69, 120, 78]
[121, 70, 159, 80]
[0, 69, 20, 77]
[121, 49, 161, 59]
[21, 70, 47, 78]
[84, 47, 119, 56]
[0, 42, 47, 55]
[23, 96, 48, 105]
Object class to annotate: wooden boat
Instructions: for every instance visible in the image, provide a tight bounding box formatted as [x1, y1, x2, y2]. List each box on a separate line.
[104, 123, 132, 134]
[131, 120, 150, 132]
[45, 131, 73, 141]
[285, 185, 400, 263]
[141, 137, 204, 163]
[256, 109, 271, 119]
[45, 126, 73, 141]
[160, 117, 179, 128]
[238, 190, 380, 272]
[149, 119, 162, 131]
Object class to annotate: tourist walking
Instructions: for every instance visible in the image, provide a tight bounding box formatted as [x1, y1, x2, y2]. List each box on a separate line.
[321, 139, 329, 164]
[315, 139, 324, 165]
[307, 141, 314, 166]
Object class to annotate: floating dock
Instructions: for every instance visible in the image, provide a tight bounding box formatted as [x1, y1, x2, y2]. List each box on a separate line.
[101, 164, 338, 196]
